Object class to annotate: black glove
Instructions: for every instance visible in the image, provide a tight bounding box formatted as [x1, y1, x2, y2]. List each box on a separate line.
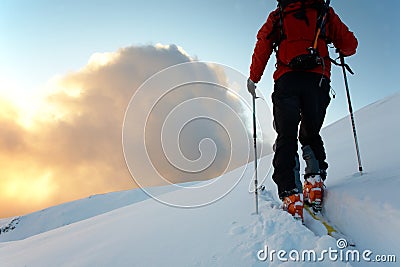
[247, 78, 256, 96]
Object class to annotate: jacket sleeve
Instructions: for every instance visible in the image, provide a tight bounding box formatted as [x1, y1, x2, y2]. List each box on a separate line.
[327, 8, 358, 57]
[249, 10, 278, 83]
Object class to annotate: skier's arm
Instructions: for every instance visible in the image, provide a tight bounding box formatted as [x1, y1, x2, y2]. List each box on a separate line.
[327, 8, 358, 57]
[249, 11, 278, 83]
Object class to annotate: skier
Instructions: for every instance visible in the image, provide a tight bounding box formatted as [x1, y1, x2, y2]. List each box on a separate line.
[247, 0, 357, 220]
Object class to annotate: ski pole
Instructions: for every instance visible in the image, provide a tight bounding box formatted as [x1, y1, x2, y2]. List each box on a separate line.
[339, 54, 363, 174]
[252, 93, 259, 214]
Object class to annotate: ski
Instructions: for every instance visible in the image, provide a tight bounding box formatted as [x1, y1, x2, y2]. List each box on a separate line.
[304, 205, 356, 247]
[258, 188, 356, 247]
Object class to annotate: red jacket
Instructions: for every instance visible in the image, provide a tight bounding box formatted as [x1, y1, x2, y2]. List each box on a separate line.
[250, 3, 358, 82]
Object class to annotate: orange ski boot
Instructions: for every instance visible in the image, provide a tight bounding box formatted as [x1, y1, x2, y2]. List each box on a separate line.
[303, 174, 324, 212]
[282, 192, 304, 221]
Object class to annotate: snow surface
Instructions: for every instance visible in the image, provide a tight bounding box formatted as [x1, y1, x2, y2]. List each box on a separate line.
[0, 92, 399, 266]
[322, 92, 400, 258]
[0, 186, 179, 242]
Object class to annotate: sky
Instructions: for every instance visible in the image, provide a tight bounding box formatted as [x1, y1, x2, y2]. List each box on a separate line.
[1, 0, 399, 218]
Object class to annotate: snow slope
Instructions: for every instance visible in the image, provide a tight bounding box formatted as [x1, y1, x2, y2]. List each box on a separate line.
[322, 92, 400, 257]
[0, 186, 179, 242]
[0, 92, 399, 266]
[0, 164, 345, 267]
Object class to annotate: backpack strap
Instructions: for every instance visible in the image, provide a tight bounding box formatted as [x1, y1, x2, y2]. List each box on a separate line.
[274, 3, 286, 52]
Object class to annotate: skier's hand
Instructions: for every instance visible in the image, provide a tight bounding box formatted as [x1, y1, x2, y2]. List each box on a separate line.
[247, 78, 256, 96]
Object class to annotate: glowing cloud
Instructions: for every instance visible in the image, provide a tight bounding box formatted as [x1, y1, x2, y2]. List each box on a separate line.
[0, 44, 273, 218]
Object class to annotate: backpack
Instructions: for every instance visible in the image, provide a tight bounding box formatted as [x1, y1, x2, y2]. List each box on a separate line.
[272, 0, 330, 70]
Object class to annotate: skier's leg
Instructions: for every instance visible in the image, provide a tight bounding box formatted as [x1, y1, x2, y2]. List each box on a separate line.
[298, 74, 330, 212]
[272, 74, 301, 199]
[299, 75, 331, 179]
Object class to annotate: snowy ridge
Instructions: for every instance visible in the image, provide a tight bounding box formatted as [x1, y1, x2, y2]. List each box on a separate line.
[0, 185, 179, 242]
[0, 92, 399, 266]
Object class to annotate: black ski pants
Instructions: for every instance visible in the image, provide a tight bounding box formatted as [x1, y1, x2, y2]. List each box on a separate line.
[272, 72, 331, 199]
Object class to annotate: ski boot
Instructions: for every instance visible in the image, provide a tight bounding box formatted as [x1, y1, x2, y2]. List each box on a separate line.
[303, 174, 324, 213]
[282, 190, 304, 221]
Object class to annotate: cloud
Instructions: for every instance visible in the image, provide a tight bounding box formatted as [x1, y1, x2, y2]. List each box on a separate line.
[0, 44, 273, 218]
